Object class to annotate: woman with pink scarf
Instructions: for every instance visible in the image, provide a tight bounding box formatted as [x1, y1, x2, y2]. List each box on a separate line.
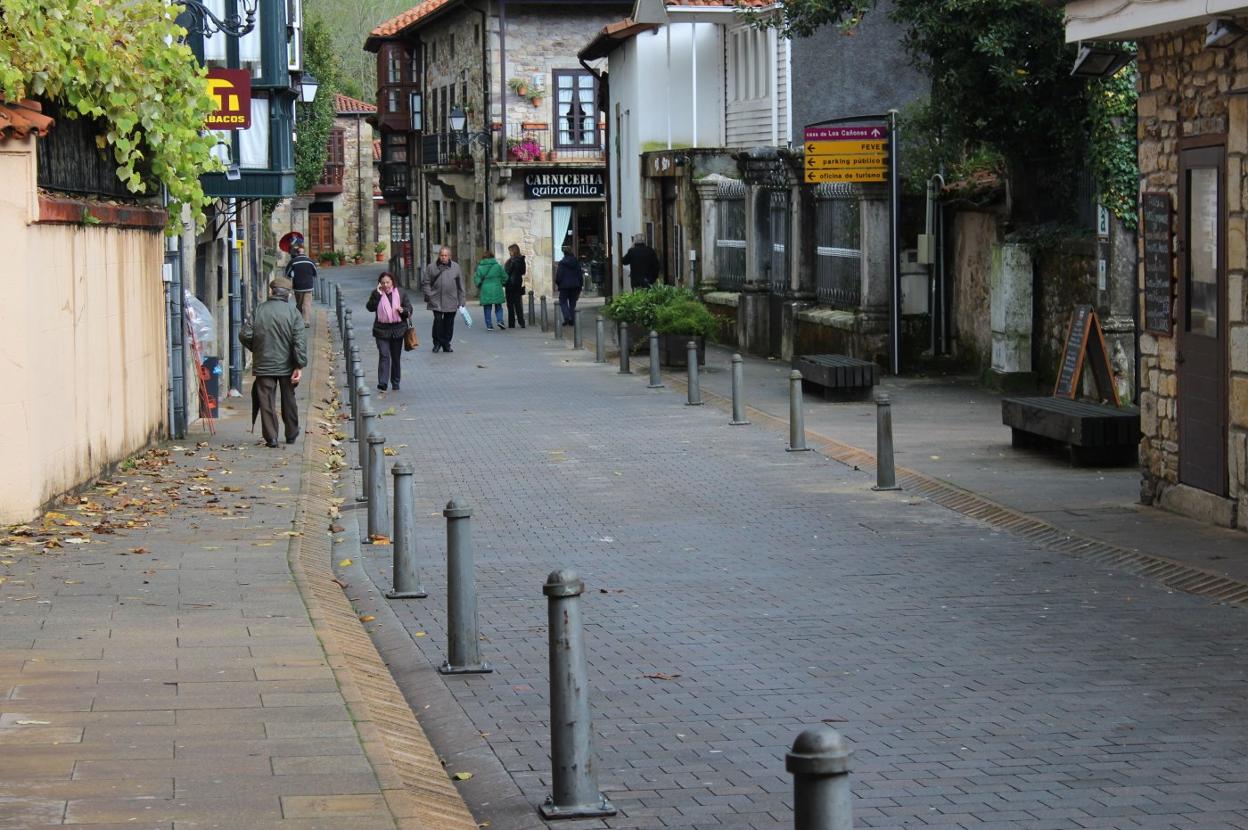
[365, 272, 413, 392]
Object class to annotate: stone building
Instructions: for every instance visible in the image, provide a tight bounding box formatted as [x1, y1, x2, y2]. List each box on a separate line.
[1063, 1, 1248, 528]
[366, 0, 629, 297]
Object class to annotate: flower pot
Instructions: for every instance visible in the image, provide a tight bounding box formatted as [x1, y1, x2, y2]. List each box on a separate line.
[658, 334, 706, 368]
[375, 253, 385, 262]
[530, 96, 542, 107]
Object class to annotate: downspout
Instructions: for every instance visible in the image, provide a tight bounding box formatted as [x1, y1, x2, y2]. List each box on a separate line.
[357, 114, 364, 254]
[580, 51, 611, 298]
[480, 3, 492, 253]
[499, 0, 508, 145]
[666, 26, 672, 149]
[768, 26, 778, 146]
[691, 22, 697, 148]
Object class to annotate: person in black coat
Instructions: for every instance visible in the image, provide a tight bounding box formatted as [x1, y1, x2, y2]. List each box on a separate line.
[621, 234, 660, 290]
[503, 243, 527, 329]
[365, 271, 413, 392]
[554, 245, 584, 326]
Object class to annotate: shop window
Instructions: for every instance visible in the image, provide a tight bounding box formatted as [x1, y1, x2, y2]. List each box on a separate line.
[554, 69, 598, 149]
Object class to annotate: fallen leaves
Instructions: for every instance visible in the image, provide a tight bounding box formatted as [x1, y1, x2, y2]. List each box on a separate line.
[126, 547, 148, 555]
[368, 535, 391, 545]
[643, 672, 682, 681]
[338, 559, 353, 567]
[453, 772, 473, 781]
[382, 447, 398, 457]
[329, 524, 345, 533]
[359, 615, 375, 623]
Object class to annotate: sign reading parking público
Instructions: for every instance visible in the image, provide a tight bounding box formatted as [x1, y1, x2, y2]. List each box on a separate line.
[803, 125, 888, 184]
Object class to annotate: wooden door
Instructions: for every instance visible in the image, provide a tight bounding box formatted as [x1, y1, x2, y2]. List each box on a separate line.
[308, 213, 334, 259]
[1177, 143, 1228, 495]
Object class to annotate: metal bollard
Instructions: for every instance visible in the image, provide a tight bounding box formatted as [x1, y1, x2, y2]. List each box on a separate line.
[358, 401, 377, 486]
[540, 296, 549, 332]
[647, 330, 664, 389]
[386, 463, 427, 599]
[344, 307, 354, 342]
[539, 569, 616, 820]
[554, 309, 564, 340]
[594, 317, 605, 363]
[528, 290, 536, 323]
[729, 354, 750, 425]
[787, 726, 853, 830]
[873, 392, 901, 491]
[439, 501, 492, 675]
[787, 370, 810, 452]
[353, 385, 370, 448]
[617, 323, 631, 374]
[366, 433, 389, 538]
[335, 287, 343, 333]
[685, 341, 702, 406]
[573, 310, 583, 350]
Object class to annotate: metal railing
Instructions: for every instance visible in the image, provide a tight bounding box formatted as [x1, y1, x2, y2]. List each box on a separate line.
[814, 183, 861, 308]
[715, 180, 747, 291]
[500, 123, 604, 164]
[769, 190, 790, 293]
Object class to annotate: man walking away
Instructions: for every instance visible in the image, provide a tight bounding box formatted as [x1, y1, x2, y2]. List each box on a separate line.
[240, 278, 307, 447]
[285, 245, 317, 327]
[420, 246, 465, 353]
[554, 245, 583, 326]
[621, 233, 660, 291]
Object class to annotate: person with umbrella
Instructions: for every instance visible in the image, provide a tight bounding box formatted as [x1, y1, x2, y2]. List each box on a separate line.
[241, 278, 306, 447]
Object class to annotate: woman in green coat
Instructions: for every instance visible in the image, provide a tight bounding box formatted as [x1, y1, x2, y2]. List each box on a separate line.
[474, 252, 508, 331]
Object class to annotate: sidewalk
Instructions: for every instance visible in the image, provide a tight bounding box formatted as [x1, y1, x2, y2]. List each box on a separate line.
[0, 304, 470, 829]
[328, 267, 1248, 829]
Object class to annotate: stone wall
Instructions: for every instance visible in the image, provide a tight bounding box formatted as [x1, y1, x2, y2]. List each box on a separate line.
[334, 115, 378, 257]
[1137, 27, 1248, 524]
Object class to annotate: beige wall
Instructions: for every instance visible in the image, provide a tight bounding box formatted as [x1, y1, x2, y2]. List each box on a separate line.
[0, 137, 167, 524]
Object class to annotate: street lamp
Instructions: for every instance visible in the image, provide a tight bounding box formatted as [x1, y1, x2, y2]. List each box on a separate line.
[175, 0, 260, 39]
[449, 105, 468, 133]
[446, 106, 493, 251]
[1070, 43, 1134, 78]
[298, 72, 319, 104]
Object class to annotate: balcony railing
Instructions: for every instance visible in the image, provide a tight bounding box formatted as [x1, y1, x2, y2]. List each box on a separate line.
[380, 162, 410, 201]
[312, 163, 344, 194]
[420, 124, 606, 169]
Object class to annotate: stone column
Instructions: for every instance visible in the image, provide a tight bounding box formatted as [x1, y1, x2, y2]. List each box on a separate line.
[857, 187, 892, 363]
[1102, 214, 1138, 404]
[988, 242, 1035, 391]
[694, 176, 722, 293]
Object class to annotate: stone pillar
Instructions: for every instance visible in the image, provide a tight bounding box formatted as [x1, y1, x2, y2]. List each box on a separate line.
[1103, 214, 1138, 404]
[694, 176, 722, 292]
[988, 242, 1035, 391]
[857, 189, 892, 364]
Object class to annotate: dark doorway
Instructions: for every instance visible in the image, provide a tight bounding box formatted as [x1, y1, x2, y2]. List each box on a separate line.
[308, 204, 334, 259]
[661, 180, 678, 286]
[1177, 143, 1228, 495]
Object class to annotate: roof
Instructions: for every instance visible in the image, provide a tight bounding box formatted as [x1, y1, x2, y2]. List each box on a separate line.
[365, 0, 456, 49]
[0, 99, 53, 141]
[335, 93, 377, 115]
[578, 18, 660, 61]
[373, 139, 382, 162]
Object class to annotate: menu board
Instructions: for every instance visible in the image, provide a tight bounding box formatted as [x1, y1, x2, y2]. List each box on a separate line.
[1142, 192, 1173, 335]
[1054, 305, 1092, 399]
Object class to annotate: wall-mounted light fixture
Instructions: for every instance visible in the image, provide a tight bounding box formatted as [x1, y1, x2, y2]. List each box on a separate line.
[1070, 43, 1134, 78]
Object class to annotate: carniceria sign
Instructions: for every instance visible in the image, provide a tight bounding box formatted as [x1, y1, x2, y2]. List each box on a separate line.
[523, 171, 604, 199]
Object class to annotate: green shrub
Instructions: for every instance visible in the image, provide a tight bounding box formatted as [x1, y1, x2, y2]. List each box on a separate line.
[653, 298, 719, 340]
[603, 284, 697, 328]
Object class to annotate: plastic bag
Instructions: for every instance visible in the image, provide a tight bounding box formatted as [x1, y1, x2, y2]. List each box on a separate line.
[458, 305, 473, 328]
[183, 291, 218, 355]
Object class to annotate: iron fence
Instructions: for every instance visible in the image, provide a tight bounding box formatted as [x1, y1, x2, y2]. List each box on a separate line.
[769, 190, 789, 293]
[714, 180, 747, 291]
[814, 183, 861, 308]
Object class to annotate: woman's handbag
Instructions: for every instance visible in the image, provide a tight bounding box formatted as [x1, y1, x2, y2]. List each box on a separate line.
[403, 320, 420, 351]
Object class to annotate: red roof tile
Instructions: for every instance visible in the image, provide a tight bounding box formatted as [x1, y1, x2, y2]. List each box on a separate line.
[370, 0, 455, 38]
[335, 93, 377, 115]
[373, 139, 382, 161]
[0, 99, 53, 141]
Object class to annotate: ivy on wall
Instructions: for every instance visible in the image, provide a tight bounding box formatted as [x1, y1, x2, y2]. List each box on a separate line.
[0, 0, 220, 232]
[1088, 63, 1139, 230]
[294, 14, 341, 194]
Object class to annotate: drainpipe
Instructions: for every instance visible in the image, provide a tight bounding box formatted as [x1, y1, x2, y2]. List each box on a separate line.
[499, 0, 508, 145]
[480, 3, 492, 252]
[357, 114, 365, 254]
[228, 199, 242, 394]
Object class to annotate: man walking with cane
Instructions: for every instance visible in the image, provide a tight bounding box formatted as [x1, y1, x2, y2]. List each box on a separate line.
[240, 278, 307, 447]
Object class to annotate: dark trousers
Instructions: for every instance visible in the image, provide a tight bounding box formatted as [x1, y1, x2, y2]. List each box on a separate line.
[432, 310, 456, 348]
[558, 288, 581, 325]
[254, 375, 298, 445]
[376, 335, 403, 388]
[505, 287, 526, 328]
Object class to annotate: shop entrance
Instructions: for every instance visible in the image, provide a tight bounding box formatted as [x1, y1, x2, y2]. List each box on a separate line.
[552, 201, 606, 294]
[308, 203, 333, 259]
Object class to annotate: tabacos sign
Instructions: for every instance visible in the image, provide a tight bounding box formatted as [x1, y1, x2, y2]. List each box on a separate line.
[205, 68, 252, 129]
[523, 171, 604, 199]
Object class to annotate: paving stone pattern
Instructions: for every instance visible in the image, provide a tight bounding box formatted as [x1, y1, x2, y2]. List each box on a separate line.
[337, 272, 1248, 830]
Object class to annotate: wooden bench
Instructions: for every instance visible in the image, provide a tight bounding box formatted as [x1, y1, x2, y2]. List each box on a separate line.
[793, 354, 878, 401]
[1001, 396, 1140, 466]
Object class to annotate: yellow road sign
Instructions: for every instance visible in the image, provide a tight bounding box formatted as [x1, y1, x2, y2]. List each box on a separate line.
[805, 155, 890, 169]
[804, 168, 889, 184]
[804, 140, 888, 156]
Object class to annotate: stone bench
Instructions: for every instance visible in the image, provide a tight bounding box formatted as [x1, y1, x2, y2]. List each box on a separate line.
[1001, 396, 1140, 466]
[793, 354, 878, 401]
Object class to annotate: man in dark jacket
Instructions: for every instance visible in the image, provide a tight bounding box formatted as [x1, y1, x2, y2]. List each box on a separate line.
[240, 278, 307, 447]
[285, 245, 317, 327]
[420, 246, 466, 353]
[621, 234, 660, 290]
[554, 246, 584, 326]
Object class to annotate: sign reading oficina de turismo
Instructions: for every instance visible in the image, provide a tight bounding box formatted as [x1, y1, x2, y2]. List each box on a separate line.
[205, 68, 252, 130]
[523, 171, 604, 199]
[803, 124, 888, 184]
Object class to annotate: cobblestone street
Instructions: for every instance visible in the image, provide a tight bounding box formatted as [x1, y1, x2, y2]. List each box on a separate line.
[332, 271, 1248, 830]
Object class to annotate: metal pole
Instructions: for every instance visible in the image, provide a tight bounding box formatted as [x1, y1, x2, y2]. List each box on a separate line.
[647, 330, 664, 388]
[539, 569, 616, 820]
[358, 403, 377, 489]
[888, 109, 901, 376]
[617, 323, 631, 374]
[347, 344, 359, 402]
[336, 285, 344, 335]
[873, 391, 901, 491]
[787, 370, 810, 452]
[787, 726, 853, 830]
[554, 308, 564, 340]
[439, 500, 492, 675]
[573, 309, 583, 350]
[387, 462, 427, 599]
[528, 289, 536, 323]
[540, 295, 549, 332]
[366, 433, 389, 538]
[343, 307, 354, 351]
[353, 385, 370, 449]
[730, 354, 749, 425]
[685, 340, 702, 406]
[595, 317, 605, 363]
[228, 200, 243, 394]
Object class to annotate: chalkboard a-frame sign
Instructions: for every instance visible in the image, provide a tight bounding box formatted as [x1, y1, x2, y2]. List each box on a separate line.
[1142, 191, 1174, 335]
[1054, 304, 1120, 405]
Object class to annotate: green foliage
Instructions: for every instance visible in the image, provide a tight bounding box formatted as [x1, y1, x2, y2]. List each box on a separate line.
[603, 284, 698, 328]
[653, 298, 719, 340]
[1088, 62, 1139, 229]
[295, 14, 341, 194]
[0, 0, 220, 233]
[304, 0, 414, 102]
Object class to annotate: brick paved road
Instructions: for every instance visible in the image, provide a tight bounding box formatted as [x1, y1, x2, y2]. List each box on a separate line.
[336, 271, 1248, 830]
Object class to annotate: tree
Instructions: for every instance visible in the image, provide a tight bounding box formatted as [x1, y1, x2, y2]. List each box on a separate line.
[304, 0, 416, 104]
[295, 14, 342, 194]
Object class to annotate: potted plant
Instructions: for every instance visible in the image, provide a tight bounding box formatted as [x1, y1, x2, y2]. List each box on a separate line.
[529, 94, 542, 107]
[319, 251, 334, 267]
[506, 134, 542, 162]
[508, 77, 529, 97]
[602, 284, 697, 354]
[333, 250, 347, 266]
[374, 241, 387, 262]
[653, 296, 718, 367]
[351, 251, 364, 265]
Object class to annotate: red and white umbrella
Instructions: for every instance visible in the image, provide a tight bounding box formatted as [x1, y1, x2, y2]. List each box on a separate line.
[278, 231, 305, 253]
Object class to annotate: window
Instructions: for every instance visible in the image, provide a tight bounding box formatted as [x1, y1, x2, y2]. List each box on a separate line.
[387, 90, 399, 113]
[383, 132, 408, 164]
[553, 69, 598, 149]
[326, 128, 345, 167]
[387, 46, 401, 84]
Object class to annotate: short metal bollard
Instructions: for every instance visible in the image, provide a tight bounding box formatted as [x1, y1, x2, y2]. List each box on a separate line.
[386, 463, 426, 599]
[594, 317, 605, 363]
[366, 433, 389, 538]
[872, 392, 901, 491]
[729, 354, 750, 425]
[787, 370, 810, 452]
[335, 287, 344, 333]
[554, 309, 564, 340]
[539, 569, 616, 820]
[528, 290, 536, 323]
[787, 726, 853, 830]
[617, 323, 631, 374]
[647, 330, 664, 389]
[439, 501, 492, 675]
[343, 307, 354, 342]
[358, 402, 377, 486]
[685, 341, 703, 406]
[573, 310, 583, 350]
[353, 385, 370, 448]
[540, 296, 549, 332]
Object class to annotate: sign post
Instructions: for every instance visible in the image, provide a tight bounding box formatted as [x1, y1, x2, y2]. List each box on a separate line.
[802, 114, 901, 374]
